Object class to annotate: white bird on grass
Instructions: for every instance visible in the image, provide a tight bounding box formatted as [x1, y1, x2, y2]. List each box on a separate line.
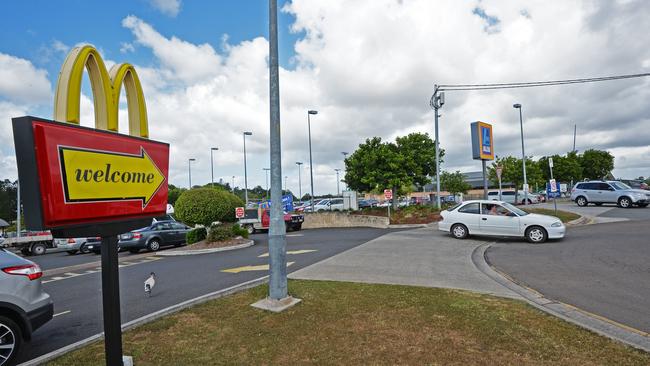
[144, 272, 156, 297]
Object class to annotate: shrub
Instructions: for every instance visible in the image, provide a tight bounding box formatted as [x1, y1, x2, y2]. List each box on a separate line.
[231, 223, 249, 239]
[175, 188, 245, 226]
[186, 227, 207, 244]
[207, 224, 234, 242]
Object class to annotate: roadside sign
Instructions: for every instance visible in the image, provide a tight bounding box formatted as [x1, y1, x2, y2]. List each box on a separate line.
[547, 181, 562, 198]
[549, 179, 558, 193]
[496, 165, 503, 179]
[235, 207, 245, 219]
[470, 121, 494, 161]
[384, 189, 393, 200]
[13, 117, 169, 232]
[549, 157, 554, 168]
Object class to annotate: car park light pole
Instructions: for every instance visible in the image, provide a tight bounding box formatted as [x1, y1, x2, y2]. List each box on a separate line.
[307, 110, 318, 210]
[263, 168, 270, 199]
[296, 162, 303, 204]
[210, 147, 218, 187]
[513, 103, 528, 205]
[430, 86, 444, 208]
[335, 169, 341, 196]
[341, 151, 348, 191]
[188, 158, 196, 189]
[243, 131, 252, 204]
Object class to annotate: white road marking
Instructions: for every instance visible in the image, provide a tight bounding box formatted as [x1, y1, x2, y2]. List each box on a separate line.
[53, 310, 71, 317]
[42, 257, 164, 284]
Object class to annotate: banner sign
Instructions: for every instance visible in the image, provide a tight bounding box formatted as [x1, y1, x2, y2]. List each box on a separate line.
[471, 121, 494, 160]
[260, 194, 294, 212]
[12, 117, 169, 230]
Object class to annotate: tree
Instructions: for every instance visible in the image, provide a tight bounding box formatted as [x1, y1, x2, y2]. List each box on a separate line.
[580, 149, 614, 180]
[0, 180, 17, 221]
[175, 188, 244, 226]
[489, 156, 543, 202]
[345, 133, 443, 209]
[440, 171, 471, 196]
[167, 184, 186, 206]
[538, 151, 583, 185]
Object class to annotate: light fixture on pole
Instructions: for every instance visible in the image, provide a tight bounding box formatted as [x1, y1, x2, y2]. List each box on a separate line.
[341, 151, 348, 191]
[296, 162, 303, 204]
[334, 169, 341, 196]
[263, 168, 270, 199]
[188, 158, 196, 189]
[243, 131, 252, 204]
[210, 147, 218, 187]
[513, 103, 529, 205]
[307, 110, 318, 210]
[430, 86, 445, 208]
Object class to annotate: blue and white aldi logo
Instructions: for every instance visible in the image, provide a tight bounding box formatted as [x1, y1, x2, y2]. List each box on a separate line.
[481, 126, 491, 154]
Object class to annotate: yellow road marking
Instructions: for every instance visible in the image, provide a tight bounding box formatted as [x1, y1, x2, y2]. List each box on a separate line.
[221, 261, 295, 274]
[258, 249, 317, 258]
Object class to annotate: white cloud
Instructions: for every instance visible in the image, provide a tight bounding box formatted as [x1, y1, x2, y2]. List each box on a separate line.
[120, 42, 135, 53]
[0, 53, 51, 105]
[148, 0, 181, 17]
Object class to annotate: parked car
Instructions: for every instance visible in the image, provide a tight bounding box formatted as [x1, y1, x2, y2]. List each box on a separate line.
[238, 209, 304, 234]
[118, 221, 191, 253]
[487, 191, 539, 205]
[0, 248, 53, 364]
[439, 200, 565, 243]
[84, 237, 108, 254]
[54, 237, 100, 255]
[358, 199, 379, 208]
[313, 198, 345, 211]
[570, 180, 649, 208]
[618, 179, 649, 191]
[409, 197, 429, 205]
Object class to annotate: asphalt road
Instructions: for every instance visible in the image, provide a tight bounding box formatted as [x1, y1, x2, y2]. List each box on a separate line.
[18, 227, 398, 363]
[486, 220, 650, 334]
[28, 250, 132, 271]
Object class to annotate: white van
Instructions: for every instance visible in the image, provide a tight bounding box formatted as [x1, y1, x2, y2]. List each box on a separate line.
[487, 191, 538, 205]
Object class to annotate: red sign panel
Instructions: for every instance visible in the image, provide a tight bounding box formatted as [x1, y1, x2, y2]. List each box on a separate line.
[13, 117, 169, 229]
[384, 189, 393, 200]
[235, 207, 245, 219]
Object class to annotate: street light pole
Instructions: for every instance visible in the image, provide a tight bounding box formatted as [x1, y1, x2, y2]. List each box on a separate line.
[232, 176, 235, 192]
[188, 158, 196, 189]
[307, 110, 318, 210]
[334, 169, 341, 196]
[243, 131, 252, 204]
[284, 176, 288, 192]
[263, 168, 270, 199]
[210, 147, 218, 187]
[296, 162, 303, 204]
[513, 103, 528, 205]
[341, 151, 348, 191]
[430, 86, 445, 208]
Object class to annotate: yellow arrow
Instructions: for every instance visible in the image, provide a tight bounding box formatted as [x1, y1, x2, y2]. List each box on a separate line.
[59, 146, 165, 207]
[221, 261, 295, 274]
[258, 249, 317, 258]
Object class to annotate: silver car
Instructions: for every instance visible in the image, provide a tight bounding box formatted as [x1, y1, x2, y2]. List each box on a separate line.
[570, 180, 649, 208]
[54, 237, 98, 255]
[0, 248, 53, 365]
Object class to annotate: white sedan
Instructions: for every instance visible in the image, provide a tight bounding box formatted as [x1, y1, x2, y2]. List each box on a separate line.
[438, 200, 565, 243]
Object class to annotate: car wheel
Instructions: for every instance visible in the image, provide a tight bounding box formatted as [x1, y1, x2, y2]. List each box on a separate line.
[66, 250, 78, 255]
[79, 243, 90, 254]
[0, 315, 23, 366]
[245, 224, 255, 235]
[575, 196, 588, 207]
[129, 249, 140, 254]
[147, 239, 161, 252]
[294, 224, 302, 231]
[526, 226, 547, 244]
[450, 224, 469, 239]
[618, 197, 632, 208]
[30, 242, 47, 256]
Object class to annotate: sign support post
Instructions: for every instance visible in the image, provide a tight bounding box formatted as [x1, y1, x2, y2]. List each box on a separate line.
[482, 160, 488, 199]
[101, 235, 124, 366]
[496, 165, 503, 201]
[549, 158, 558, 215]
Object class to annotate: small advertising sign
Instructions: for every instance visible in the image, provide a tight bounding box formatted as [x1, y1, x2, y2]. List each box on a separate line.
[470, 121, 494, 160]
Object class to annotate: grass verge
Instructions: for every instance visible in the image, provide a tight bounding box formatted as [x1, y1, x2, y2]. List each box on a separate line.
[50, 280, 648, 365]
[522, 207, 581, 223]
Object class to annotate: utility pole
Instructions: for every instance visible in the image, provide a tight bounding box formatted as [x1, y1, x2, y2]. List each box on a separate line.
[263, 168, 270, 199]
[243, 131, 252, 204]
[341, 152, 348, 191]
[188, 158, 196, 189]
[573, 124, 577, 152]
[334, 169, 341, 196]
[296, 162, 303, 204]
[307, 110, 318, 211]
[16, 179, 20, 238]
[513, 103, 528, 205]
[430, 86, 445, 208]
[210, 147, 218, 187]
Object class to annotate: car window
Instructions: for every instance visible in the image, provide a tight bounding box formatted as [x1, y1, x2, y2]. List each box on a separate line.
[580, 183, 595, 190]
[503, 191, 515, 196]
[482, 203, 512, 216]
[171, 223, 187, 230]
[332, 199, 343, 204]
[447, 202, 462, 211]
[502, 202, 528, 216]
[458, 203, 480, 214]
[487, 192, 497, 196]
[597, 183, 614, 190]
[610, 182, 630, 190]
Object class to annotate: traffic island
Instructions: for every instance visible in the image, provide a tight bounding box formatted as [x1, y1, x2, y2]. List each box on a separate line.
[49, 280, 650, 365]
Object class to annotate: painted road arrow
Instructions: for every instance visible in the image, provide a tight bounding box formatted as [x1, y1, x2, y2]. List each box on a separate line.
[59, 146, 165, 207]
[258, 249, 317, 258]
[221, 262, 295, 274]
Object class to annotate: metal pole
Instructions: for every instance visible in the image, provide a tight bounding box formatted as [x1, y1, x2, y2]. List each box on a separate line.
[211, 149, 214, 187]
[341, 152, 348, 191]
[16, 179, 20, 238]
[482, 160, 488, 199]
[268, 0, 287, 300]
[243, 132, 251, 204]
[284, 176, 287, 192]
[573, 124, 577, 152]
[335, 169, 340, 196]
[515, 105, 528, 205]
[498, 175, 502, 201]
[549, 161, 558, 215]
[296, 162, 303, 204]
[188, 159, 193, 189]
[307, 112, 316, 211]
[264, 168, 270, 199]
[431, 86, 443, 209]
[101, 235, 123, 366]
[232, 176, 235, 192]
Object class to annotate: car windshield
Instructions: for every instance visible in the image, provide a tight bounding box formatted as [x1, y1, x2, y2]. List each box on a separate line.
[447, 202, 462, 211]
[611, 182, 631, 190]
[501, 202, 528, 216]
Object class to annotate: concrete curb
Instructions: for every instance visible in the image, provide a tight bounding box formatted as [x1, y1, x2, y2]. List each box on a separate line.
[18, 276, 269, 366]
[472, 243, 650, 353]
[386, 223, 431, 229]
[155, 239, 254, 256]
[565, 215, 593, 226]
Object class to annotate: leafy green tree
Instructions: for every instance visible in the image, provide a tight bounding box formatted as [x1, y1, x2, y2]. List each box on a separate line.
[580, 149, 614, 180]
[489, 156, 543, 201]
[0, 180, 18, 221]
[167, 184, 186, 206]
[538, 151, 583, 184]
[440, 171, 471, 196]
[345, 133, 443, 209]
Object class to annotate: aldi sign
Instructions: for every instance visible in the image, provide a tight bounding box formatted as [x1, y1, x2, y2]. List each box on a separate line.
[471, 121, 494, 161]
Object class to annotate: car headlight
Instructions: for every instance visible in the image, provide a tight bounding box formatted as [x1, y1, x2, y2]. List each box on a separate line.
[551, 221, 563, 227]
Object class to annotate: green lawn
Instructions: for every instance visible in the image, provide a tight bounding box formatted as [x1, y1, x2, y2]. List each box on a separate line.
[522, 207, 581, 223]
[50, 280, 648, 365]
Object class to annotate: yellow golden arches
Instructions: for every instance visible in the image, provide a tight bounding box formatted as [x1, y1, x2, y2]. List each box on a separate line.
[53, 45, 149, 138]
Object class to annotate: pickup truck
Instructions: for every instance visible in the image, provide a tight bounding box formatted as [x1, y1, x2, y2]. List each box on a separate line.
[1, 231, 54, 256]
[239, 208, 304, 234]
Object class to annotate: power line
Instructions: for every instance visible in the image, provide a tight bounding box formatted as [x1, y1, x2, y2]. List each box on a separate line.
[436, 72, 650, 91]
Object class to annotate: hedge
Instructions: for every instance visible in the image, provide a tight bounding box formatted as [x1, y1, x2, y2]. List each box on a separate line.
[186, 227, 207, 244]
[175, 188, 244, 226]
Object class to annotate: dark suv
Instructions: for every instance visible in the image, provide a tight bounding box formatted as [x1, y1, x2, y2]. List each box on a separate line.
[118, 221, 191, 253]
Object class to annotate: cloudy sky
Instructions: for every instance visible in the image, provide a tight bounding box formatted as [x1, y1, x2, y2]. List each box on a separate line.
[1, 0, 649, 195]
